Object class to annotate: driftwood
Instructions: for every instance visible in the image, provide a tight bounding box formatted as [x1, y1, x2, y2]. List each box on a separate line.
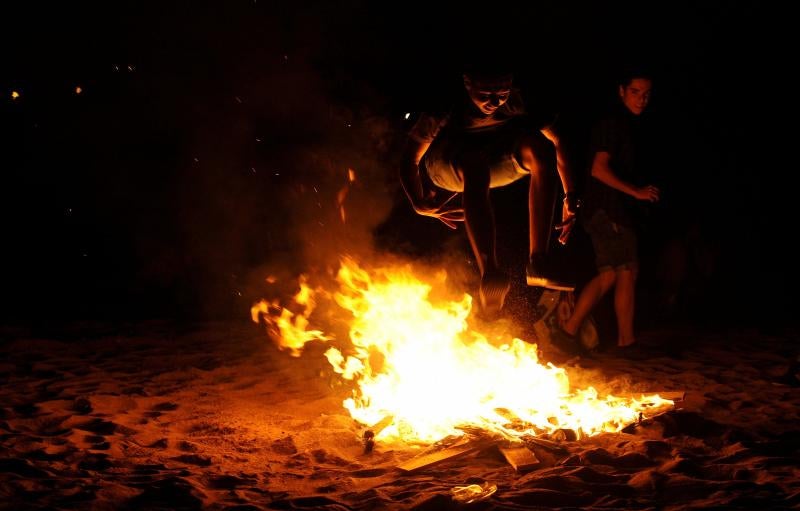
[619, 391, 686, 404]
[363, 415, 395, 453]
[397, 437, 496, 472]
[498, 446, 539, 472]
[393, 391, 685, 471]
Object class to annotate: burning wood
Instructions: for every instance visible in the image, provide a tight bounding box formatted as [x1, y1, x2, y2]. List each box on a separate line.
[397, 435, 496, 473]
[254, 258, 684, 454]
[498, 445, 539, 472]
[362, 414, 394, 453]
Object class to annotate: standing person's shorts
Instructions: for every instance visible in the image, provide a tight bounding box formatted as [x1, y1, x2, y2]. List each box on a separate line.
[421, 118, 533, 192]
[584, 209, 638, 272]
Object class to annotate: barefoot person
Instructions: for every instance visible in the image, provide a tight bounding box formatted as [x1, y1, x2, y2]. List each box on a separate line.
[555, 67, 659, 349]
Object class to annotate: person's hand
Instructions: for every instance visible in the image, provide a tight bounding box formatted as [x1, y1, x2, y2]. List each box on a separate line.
[633, 185, 660, 202]
[556, 193, 581, 245]
[556, 202, 576, 245]
[411, 189, 464, 230]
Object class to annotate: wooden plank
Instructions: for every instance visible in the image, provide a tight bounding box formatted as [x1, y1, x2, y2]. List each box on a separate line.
[397, 439, 495, 472]
[498, 446, 539, 472]
[525, 436, 568, 454]
[368, 415, 395, 437]
[653, 391, 685, 402]
[618, 391, 685, 402]
[362, 415, 395, 453]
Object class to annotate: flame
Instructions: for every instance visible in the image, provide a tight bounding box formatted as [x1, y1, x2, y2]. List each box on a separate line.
[337, 168, 356, 223]
[254, 258, 673, 443]
[251, 275, 329, 356]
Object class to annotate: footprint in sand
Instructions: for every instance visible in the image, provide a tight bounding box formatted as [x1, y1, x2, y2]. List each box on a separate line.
[151, 402, 179, 412]
[203, 474, 257, 489]
[170, 454, 212, 466]
[83, 434, 111, 450]
[144, 402, 179, 419]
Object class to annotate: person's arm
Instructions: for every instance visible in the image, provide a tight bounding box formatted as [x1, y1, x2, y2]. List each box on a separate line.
[591, 151, 660, 202]
[541, 125, 575, 198]
[399, 137, 432, 208]
[399, 136, 463, 229]
[542, 125, 580, 244]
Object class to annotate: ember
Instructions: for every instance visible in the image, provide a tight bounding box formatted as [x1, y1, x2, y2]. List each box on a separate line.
[253, 257, 674, 444]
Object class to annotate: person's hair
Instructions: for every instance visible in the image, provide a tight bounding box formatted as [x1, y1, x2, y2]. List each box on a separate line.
[460, 52, 515, 82]
[618, 64, 655, 88]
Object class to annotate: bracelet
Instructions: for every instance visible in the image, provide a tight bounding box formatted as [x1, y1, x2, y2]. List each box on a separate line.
[563, 193, 582, 211]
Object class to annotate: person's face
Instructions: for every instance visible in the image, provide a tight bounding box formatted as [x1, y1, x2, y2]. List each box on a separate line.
[464, 74, 512, 115]
[619, 77, 652, 115]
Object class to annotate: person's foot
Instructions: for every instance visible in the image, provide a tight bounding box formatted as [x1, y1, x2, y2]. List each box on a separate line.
[526, 253, 575, 291]
[479, 271, 511, 318]
[550, 325, 587, 357]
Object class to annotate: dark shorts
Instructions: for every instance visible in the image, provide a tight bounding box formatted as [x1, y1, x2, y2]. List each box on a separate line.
[584, 209, 638, 272]
[422, 119, 531, 192]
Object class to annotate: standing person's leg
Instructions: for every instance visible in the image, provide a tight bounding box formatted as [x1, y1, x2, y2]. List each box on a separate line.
[615, 267, 638, 346]
[563, 270, 616, 336]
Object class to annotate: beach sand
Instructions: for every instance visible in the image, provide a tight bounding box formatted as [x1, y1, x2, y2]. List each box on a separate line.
[1, 320, 799, 510]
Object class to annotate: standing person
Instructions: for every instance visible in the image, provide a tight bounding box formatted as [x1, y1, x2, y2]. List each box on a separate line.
[554, 68, 659, 351]
[399, 64, 579, 317]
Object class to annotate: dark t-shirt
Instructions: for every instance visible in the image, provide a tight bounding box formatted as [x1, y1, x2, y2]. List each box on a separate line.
[583, 105, 649, 226]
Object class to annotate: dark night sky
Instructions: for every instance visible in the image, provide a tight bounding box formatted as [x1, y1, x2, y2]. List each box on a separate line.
[1, 1, 793, 326]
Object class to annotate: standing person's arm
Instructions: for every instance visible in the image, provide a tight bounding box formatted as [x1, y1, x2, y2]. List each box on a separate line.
[591, 151, 660, 202]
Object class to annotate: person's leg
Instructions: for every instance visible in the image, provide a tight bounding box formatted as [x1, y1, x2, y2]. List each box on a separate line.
[615, 266, 638, 346]
[456, 153, 509, 314]
[563, 269, 616, 336]
[458, 154, 495, 276]
[516, 132, 557, 258]
[516, 132, 574, 290]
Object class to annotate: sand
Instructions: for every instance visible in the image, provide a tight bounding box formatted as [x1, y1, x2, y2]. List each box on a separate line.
[1, 320, 799, 510]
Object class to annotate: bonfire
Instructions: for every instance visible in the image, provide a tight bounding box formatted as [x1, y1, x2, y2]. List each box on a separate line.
[252, 256, 676, 461]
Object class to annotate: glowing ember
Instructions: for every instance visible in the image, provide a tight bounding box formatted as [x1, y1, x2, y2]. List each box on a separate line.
[253, 257, 673, 443]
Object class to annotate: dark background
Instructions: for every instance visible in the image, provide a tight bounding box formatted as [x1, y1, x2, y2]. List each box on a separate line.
[1, 1, 793, 329]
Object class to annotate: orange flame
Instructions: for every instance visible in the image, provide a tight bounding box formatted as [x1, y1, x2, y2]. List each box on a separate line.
[254, 258, 672, 443]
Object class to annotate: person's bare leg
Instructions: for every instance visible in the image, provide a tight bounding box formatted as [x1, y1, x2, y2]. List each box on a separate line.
[517, 134, 557, 257]
[563, 270, 616, 335]
[459, 158, 495, 276]
[458, 157, 509, 314]
[615, 267, 637, 346]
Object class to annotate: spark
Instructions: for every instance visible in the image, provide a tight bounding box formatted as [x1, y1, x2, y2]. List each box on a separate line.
[404, 112, 410, 119]
[75, 86, 82, 94]
[11, 91, 20, 100]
